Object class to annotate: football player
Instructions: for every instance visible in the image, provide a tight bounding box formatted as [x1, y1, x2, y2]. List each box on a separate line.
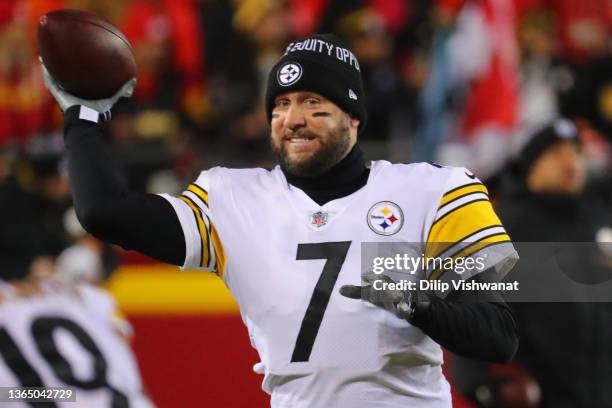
[0, 265, 154, 407]
[42, 34, 519, 407]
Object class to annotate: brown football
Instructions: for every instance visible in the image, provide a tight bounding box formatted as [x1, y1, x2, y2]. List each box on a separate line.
[38, 9, 136, 100]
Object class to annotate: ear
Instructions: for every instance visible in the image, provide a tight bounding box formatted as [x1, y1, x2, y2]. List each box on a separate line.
[349, 115, 360, 130]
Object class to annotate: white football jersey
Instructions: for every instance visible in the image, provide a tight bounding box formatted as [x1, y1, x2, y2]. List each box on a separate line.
[161, 160, 517, 408]
[0, 280, 154, 408]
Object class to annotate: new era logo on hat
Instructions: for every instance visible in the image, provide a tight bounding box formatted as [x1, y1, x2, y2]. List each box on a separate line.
[348, 89, 357, 100]
[277, 62, 303, 86]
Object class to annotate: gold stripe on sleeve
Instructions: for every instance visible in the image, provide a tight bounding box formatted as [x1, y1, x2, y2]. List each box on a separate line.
[426, 224, 505, 259]
[438, 183, 488, 209]
[187, 184, 209, 207]
[180, 196, 211, 268]
[427, 200, 501, 243]
[210, 224, 227, 277]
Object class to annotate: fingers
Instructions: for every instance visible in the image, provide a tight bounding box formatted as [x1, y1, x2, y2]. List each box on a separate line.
[38, 59, 70, 111]
[119, 78, 137, 97]
[339, 285, 362, 299]
[38, 58, 50, 78]
[39, 62, 56, 90]
[39, 59, 65, 97]
[340, 282, 403, 304]
[339, 284, 380, 301]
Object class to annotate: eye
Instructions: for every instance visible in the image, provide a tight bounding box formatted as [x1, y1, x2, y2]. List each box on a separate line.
[274, 98, 290, 108]
[304, 98, 320, 106]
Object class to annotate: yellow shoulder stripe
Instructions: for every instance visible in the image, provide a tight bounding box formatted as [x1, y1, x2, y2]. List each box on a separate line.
[426, 224, 504, 259]
[428, 200, 502, 244]
[180, 196, 211, 268]
[439, 182, 488, 208]
[187, 184, 209, 207]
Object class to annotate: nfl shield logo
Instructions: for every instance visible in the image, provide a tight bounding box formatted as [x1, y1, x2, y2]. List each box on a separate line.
[310, 211, 329, 228]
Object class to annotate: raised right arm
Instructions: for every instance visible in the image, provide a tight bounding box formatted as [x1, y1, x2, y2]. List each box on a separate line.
[64, 105, 186, 265]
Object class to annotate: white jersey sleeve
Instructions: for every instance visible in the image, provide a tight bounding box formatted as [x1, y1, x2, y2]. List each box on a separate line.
[424, 166, 518, 281]
[158, 169, 226, 275]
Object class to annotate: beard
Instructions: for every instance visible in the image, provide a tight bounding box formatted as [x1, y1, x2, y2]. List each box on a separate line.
[271, 118, 351, 178]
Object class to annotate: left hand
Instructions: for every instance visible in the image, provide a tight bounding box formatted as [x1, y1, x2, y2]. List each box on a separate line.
[40, 58, 136, 114]
[339, 272, 417, 321]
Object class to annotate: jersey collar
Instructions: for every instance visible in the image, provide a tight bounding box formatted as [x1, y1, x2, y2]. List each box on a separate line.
[281, 144, 370, 206]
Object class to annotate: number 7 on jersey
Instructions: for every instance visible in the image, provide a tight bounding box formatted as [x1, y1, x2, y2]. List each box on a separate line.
[291, 241, 351, 362]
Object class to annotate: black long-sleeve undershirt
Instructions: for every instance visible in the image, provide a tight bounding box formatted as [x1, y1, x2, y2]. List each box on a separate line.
[63, 105, 518, 362]
[64, 106, 185, 265]
[411, 271, 519, 362]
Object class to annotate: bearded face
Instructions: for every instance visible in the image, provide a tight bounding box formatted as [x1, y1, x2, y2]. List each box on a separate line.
[270, 92, 358, 177]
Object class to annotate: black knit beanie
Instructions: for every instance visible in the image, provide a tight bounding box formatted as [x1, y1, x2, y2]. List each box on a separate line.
[265, 34, 367, 132]
[517, 118, 580, 174]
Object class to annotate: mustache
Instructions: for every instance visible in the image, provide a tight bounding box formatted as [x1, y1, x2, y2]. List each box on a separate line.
[283, 129, 318, 140]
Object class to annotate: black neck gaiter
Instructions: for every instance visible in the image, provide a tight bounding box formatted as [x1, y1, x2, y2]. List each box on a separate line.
[283, 144, 369, 206]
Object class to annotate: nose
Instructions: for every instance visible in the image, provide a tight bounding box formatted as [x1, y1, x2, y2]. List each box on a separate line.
[284, 104, 306, 131]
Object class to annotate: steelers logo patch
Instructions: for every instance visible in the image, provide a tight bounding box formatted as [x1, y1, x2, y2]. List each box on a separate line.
[367, 201, 404, 236]
[277, 62, 303, 86]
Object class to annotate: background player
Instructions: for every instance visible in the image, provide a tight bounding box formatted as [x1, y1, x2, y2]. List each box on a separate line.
[0, 255, 154, 407]
[42, 33, 519, 407]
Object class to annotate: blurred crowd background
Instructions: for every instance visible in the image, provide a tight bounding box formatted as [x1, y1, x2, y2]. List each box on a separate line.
[0, 0, 611, 407]
[1, 0, 610, 189]
[2, 0, 610, 279]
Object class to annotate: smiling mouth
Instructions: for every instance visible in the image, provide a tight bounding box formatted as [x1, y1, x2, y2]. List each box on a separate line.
[285, 137, 315, 142]
[284, 133, 318, 143]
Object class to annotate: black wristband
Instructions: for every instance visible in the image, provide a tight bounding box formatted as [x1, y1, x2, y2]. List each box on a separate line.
[396, 291, 432, 325]
[409, 292, 433, 326]
[64, 105, 104, 131]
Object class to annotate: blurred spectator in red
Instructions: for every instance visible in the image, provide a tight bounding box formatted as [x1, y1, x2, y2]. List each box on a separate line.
[288, 0, 329, 37]
[515, 0, 610, 65]
[0, 0, 63, 148]
[118, 0, 215, 154]
[120, 0, 205, 115]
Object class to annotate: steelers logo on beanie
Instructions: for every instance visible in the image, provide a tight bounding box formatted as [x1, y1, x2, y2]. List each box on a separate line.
[277, 62, 303, 86]
[265, 33, 367, 132]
